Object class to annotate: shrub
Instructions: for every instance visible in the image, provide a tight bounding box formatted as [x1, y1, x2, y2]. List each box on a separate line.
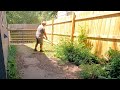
[79, 48, 120, 79]
[79, 64, 108, 79]
[108, 47, 120, 61]
[72, 43, 99, 65]
[55, 25, 100, 65]
[55, 40, 74, 63]
[78, 26, 87, 44]
[106, 48, 120, 79]
[55, 39, 100, 66]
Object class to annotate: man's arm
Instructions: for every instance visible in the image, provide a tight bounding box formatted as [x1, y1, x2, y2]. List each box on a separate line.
[44, 30, 48, 40]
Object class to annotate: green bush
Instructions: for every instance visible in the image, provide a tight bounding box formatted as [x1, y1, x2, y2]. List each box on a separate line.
[77, 26, 87, 44]
[79, 48, 120, 79]
[106, 48, 120, 79]
[55, 26, 100, 65]
[108, 48, 120, 61]
[7, 45, 20, 79]
[73, 43, 99, 65]
[55, 39, 99, 66]
[79, 64, 108, 79]
[55, 40, 74, 63]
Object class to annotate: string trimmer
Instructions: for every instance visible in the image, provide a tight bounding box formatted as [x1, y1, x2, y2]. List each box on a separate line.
[43, 37, 56, 45]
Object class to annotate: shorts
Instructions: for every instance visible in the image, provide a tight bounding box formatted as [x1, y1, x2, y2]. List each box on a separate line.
[36, 37, 43, 45]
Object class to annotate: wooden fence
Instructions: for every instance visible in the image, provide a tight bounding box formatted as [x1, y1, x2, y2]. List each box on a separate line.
[0, 11, 8, 79]
[8, 11, 120, 58]
[8, 24, 39, 44]
[45, 11, 120, 58]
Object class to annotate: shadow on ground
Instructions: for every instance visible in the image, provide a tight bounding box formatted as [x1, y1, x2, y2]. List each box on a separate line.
[15, 44, 80, 79]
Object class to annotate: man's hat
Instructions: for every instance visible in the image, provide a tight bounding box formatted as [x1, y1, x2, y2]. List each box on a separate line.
[42, 21, 46, 24]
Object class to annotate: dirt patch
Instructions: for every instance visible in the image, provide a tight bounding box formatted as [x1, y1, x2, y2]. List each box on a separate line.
[16, 44, 80, 79]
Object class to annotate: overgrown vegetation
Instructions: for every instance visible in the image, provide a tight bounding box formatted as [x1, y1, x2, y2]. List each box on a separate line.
[7, 45, 20, 79]
[106, 48, 120, 79]
[55, 25, 120, 79]
[79, 48, 120, 79]
[55, 26, 100, 66]
[79, 64, 108, 79]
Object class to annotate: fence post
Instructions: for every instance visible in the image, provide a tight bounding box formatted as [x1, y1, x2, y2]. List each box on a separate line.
[71, 12, 76, 42]
[8, 30, 11, 47]
[0, 11, 7, 79]
[51, 18, 54, 46]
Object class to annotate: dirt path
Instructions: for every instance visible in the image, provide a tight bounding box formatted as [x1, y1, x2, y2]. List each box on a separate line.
[16, 44, 80, 79]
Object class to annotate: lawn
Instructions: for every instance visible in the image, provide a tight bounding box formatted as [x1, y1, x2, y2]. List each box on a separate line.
[24, 41, 56, 58]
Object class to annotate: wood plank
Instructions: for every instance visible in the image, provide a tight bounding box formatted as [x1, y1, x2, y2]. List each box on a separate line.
[71, 13, 76, 42]
[51, 18, 54, 46]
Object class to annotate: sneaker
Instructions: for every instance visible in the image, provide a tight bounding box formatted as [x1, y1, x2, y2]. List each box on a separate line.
[40, 50, 44, 52]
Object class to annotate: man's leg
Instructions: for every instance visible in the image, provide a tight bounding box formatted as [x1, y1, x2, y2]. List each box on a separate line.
[34, 38, 39, 51]
[40, 44, 43, 51]
[34, 43, 38, 51]
[40, 38, 43, 52]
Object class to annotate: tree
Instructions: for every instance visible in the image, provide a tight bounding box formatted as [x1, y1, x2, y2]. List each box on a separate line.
[6, 11, 58, 24]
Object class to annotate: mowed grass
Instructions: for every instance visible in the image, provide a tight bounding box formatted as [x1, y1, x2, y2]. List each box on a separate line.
[24, 41, 66, 65]
[24, 41, 56, 58]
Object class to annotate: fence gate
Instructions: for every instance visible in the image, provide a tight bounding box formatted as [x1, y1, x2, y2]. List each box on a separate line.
[8, 24, 39, 44]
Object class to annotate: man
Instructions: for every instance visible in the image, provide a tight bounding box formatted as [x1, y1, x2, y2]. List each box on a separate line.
[34, 21, 48, 52]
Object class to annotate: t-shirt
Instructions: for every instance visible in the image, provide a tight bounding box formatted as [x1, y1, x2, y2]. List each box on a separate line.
[36, 25, 45, 38]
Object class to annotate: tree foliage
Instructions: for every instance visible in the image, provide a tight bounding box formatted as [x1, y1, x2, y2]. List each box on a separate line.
[6, 11, 57, 24]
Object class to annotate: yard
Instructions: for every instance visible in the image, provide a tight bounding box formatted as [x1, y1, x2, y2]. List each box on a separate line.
[8, 42, 80, 79]
[4, 11, 120, 79]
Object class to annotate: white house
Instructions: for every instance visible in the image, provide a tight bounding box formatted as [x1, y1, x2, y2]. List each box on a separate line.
[57, 11, 84, 18]
[57, 11, 74, 18]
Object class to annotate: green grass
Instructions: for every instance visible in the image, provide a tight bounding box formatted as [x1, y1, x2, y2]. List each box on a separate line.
[79, 64, 108, 79]
[7, 45, 20, 79]
[43, 42, 56, 58]
[24, 41, 65, 66]
[24, 41, 56, 58]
